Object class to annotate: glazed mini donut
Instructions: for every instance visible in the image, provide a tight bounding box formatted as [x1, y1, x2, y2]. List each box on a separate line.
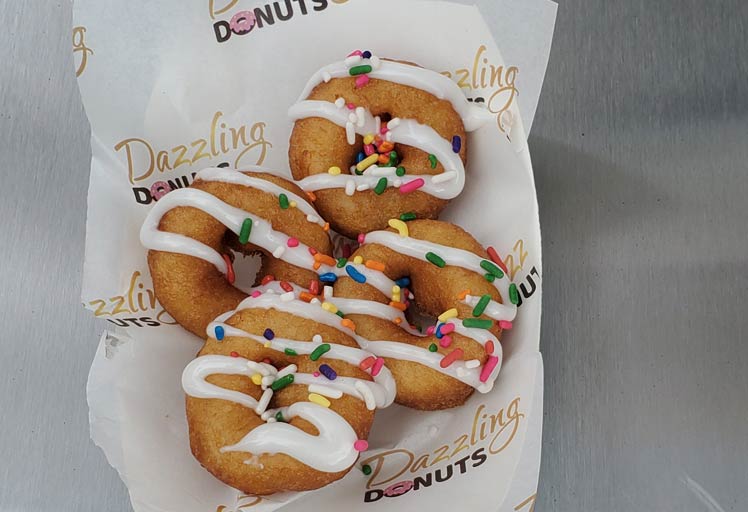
[288, 50, 492, 238]
[330, 219, 519, 410]
[182, 280, 396, 494]
[140, 167, 334, 337]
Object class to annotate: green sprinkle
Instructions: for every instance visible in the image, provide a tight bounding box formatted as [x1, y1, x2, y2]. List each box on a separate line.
[336, 310, 345, 318]
[428, 343, 438, 352]
[310, 343, 331, 361]
[271, 374, 294, 391]
[279, 193, 289, 209]
[426, 252, 446, 268]
[395, 166, 406, 177]
[349, 64, 373, 76]
[428, 154, 438, 169]
[275, 411, 285, 422]
[399, 212, 417, 221]
[472, 294, 491, 317]
[374, 177, 388, 195]
[462, 318, 494, 329]
[355, 168, 364, 176]
[239, 218, 253, 244]
[362, 464, 372, 475]
[388, 151, 398, 166]
[509, 283, 520, 305]
[284, 348, 298, 356]
[336, 258, 348, 268]
[484, 273, 496, 283]
[480, 260, 504, 278]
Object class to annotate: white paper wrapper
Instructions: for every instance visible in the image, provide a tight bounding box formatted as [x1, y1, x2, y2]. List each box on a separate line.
[75, 1, 555, 510]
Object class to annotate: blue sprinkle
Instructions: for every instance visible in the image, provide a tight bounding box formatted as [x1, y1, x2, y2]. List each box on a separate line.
[346, 265, 367, 283]
[319, 273, 338, 283]
[319, 364, 337, 380]
[395, 277, 411, 287]
[435, 324, 444, 339]
[356, 152, 366, 163]
[263, 328, 275, 340]
[362, 50, 372, 59]
[214, 325, 225, 341]
[452, 135, 462, 153]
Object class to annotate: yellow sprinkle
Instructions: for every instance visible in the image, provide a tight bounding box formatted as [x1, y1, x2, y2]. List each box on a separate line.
[388, 218, 409, 237]
[308, 393, 331, 408]
[321, 302, 338, 314]
[363, 133, 375, 144]
[356, 154, 379, 172]
[328, 166, 341, 175]
[391, 285, 401, 303]
[438, 308, 459, 322]
[290, 200, 297, 208]
[251, 374, 262, 385]
[353, 255, 364, 264]
[264, 341, 271, 348]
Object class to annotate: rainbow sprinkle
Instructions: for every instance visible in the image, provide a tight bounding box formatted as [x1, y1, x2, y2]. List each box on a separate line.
[239, 218, 253, 244]
[480, 355, 499, 382]
[399, 212, 417, 221]
[309, 393, 331, 408]
[388, 218, 409, 237]
[284, 348, 297, 356]
[428, 154, 438, 168]
[346, 265, 367, 283]
[214, 325, 225, 341]
[374, 177, 388, 195]
[349, 64, 372, 76]
[426, 252, 446, 268]
[279, 194, 289, 209]
[319, 364, 337, 380]
[509, 284, 520, 304]
[271, 374, 294, 391]
[371, 357, 385, 376]
[480, 260, 504, 278]
[362, 464, 372, 475]
[319, 273, 338, 283]
[462, 318, 493, 329]
[399, 178, 425, 194]
[472, 295, 491, 317]
[336, 258, 348, 268]
[263, 328, 275, 340]
[438, 308, 458, 322]
[310, 344, 331, 361]
[452, 135, 462, 153]
[440, 348, 464, 368]
[428, 343, 438, 352]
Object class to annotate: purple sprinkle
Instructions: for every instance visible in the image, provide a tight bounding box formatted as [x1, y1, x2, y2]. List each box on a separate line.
[319, 364, 337, 380]
[263, 328, 275, 340]
[452, 135, 462, 153]
[362, 50, 372, 59]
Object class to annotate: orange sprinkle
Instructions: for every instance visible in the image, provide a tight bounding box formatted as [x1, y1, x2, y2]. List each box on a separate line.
[341, 319, 356, 331]
[378, 153, 390, 165]
[389, 301, 408, 311]
[299, 292, 317, 303]
[365, 260, 386, 272]
[324, 222, 330, 232]
[457, 289, 471, 300]
[393, 317, 402, 325]
[313, 262, 322, 271]
[379, 141, 395, 152]
[314, 253, 337, 266]
[306, 190, 317, 202]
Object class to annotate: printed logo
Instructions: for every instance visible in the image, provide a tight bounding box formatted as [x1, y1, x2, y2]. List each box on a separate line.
[72, 26, 93, 77]
[208, 0, 350, 44]
[360, 397, 524, 503]
[86, 271, 177, 328]
[441, 45, 519, 134]
[113, 111, 272, 205]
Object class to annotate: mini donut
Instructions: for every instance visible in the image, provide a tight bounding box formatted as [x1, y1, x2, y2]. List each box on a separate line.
[140, 167, 333, 337]
[182, 281, 396, 494]
[331, 219, 518, 410]
[288, 51, 492, 238]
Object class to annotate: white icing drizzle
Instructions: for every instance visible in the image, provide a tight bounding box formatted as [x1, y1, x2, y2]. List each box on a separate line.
[296, 58, 493, 131]
[289, 100, 465, 199]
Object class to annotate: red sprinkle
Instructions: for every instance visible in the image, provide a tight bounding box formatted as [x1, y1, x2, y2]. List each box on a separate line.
[399, 178, 425, 194]
[308, 247, 318, 256]
[313, 371, 321, 377]
[357, 233, 366, 244]
[380, 126, 389, 135]
[230, 351, 239, 358]
[287, 237, 299, 248]
[371, 357, 385, 376]
[485, 340, 495, 355]
[280, 281, 293, 292]
[487, 246, 509, 275]
[309, 280, 320, 296]
[480, 355, 500, 382]
[222, 254, 235, 285]
[440, 348, 464, 368]
[499, 320, 513, 330]
[347, 103, 356, 110]
[261, 274, 275, 286]
[359, 356, 376, 371]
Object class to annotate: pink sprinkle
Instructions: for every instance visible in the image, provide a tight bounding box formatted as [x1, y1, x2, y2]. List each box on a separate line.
[371, 357, 385, 377]
[439, 348, 463, 368]
[480, 355, 500, 383]
[354, 439, 369, 452]
[426, 326, 436, 335]
[364, 144, 376, 156]
[251, 291, 262, 298]
[440, 323, 455, 335]
[347, 103, 356, 110]
[357, 233, 366, 244]
[399, 178, 425, 194]
[287, 237, 299, 248]
[308, 247, 318, 256]
[355, 74, 370, 88]
[499, 320, 513, 330]
[348, 50, 363, 57]
[380, 126, 389, 135]
[313, 371, 320, 377]
[439, 335, 453, 348]
[485, 340, 495, 355]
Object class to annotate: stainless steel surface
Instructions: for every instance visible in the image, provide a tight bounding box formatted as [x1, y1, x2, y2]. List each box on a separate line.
[1, 1, 746, 511]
